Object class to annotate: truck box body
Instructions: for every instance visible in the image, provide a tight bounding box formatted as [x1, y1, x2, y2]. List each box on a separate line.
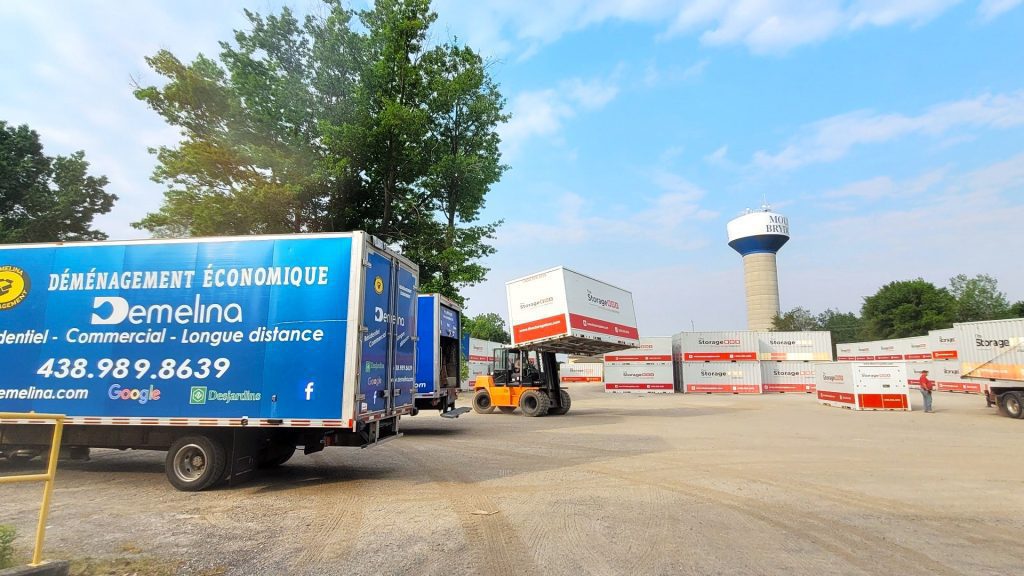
[560, 362, 603, 383]
[681, 362, 762, 394]
[757, 331, 832, 361]
[929, 329, 958, 360]
[506, 267, 639, 356]
[815, 363, 910, 411]
[0, 233, 417, 428]
[414, 294, 461, 408]
[955, 319, 1024, 382]
[677, 331, 759, 362]
[760, 361, 817, 393]
[603, 337, 673, 393]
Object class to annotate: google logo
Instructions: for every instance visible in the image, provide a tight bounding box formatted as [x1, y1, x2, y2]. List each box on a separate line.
[108, 384, 161, 404]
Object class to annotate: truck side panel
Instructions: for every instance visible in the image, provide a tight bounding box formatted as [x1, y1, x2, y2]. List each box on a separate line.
[360, 248, 397, 416]
[415, 295, 438, 395]
[0, 236, 355, 421]
[392, 264, 417, 410]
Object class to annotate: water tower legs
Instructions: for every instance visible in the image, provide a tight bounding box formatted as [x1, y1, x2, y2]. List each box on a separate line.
[742, 253, 780, 331]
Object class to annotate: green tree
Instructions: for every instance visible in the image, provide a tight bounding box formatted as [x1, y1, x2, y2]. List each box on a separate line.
[0, 121, 115, 243]
[134, 1, 506, 303]
[861, 279, 956, 339]
[1010, 301, 1024, 318]
[948, 273, 1011, 322]
[463, 312, 510, 344]
[817, 309, 863, 345]
[770, 307, 819, 331]
[405, 41, 506, 304]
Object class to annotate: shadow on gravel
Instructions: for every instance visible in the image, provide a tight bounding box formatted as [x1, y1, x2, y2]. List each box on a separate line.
[249, 461, 396, 493]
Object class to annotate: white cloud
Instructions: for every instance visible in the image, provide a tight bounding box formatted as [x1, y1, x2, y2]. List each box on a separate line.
[704, 145, 730, 166]
[498, 73, 620, 156]
[644, 58, 709, 87]
[819, 167, 948, 202]
[435, 1, 998, 59]
[754, 91, 1024, 170]
[978, 0, 1024, 20]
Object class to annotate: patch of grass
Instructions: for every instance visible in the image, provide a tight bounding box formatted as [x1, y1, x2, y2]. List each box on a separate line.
[0, 525, 16, 569]
[67, 556, 183, 576]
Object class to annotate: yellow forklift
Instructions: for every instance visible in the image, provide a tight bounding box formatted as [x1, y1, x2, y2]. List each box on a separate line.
[472, 348, 570, 417]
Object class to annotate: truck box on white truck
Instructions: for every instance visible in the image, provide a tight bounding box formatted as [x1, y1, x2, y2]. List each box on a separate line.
[955, 319, 1024, 419]
[0, 232, 417, 490]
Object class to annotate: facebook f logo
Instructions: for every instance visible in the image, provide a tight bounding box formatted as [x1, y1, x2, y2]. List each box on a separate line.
[305, 381, 315, 401]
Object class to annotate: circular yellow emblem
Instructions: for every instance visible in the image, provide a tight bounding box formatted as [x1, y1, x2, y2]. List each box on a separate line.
[0, 265, 30, 310]
[373, 276, 384, 295]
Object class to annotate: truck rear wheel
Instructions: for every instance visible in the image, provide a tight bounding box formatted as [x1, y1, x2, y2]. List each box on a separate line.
[548, 390, 572, 416]
[519, 390, 550, 417]
[1002, 392, 1024, 419]
[166, 435, 227, 492]
[473, 390, 495, 414]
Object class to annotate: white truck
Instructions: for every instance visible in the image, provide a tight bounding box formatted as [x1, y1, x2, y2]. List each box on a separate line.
[955, 318, 1024, 419]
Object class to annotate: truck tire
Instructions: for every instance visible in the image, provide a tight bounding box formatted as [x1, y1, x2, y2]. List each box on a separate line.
[548, 390, 572, 416]
[166, 435, 227, 492]
[258, 442, 296, 469]
[519, 390, 550, 417]
[1002, 392, 1024, 419]
[498, 407, 516, 414]
[473, 390, 495, 414]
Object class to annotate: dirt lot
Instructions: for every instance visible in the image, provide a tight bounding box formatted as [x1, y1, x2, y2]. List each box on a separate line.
[2, 386, 1023, 575]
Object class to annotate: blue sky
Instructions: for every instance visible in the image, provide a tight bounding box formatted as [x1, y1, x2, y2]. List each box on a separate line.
[2, 1, 1022, 335]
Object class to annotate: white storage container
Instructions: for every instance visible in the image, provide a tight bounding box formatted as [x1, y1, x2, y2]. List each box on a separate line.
[603, 337, 673, 393]
[681, 362, 762, 394]
[836, 341, 878, 361]
[506, 267, 639, 356]
[757, 331, 833, 361]
[466, 338, 503, 388]
[815, 362, 910, 411]
[560, 362, 604, 384]
[760, 361, 817, 393]
[677, 331, 759, 362]
[929, 328, 958, 360]
[955, 319, 1024, 383]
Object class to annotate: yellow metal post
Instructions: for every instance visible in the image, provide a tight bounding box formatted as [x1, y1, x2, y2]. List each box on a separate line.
[0, 412, 65, 567]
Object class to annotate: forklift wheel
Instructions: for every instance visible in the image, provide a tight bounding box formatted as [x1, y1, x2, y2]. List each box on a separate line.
[519, 390, 550, 417]
[473, 390, 495, 414]
[548, 390, 571, 416]
[498, 407, 516, 414]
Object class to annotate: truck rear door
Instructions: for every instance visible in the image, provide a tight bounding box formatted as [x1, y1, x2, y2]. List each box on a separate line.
[392, 264, 417, 411]
[360, 248, 395, 417]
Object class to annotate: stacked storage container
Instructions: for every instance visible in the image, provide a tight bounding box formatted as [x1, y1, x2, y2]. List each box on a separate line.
[673, 331, 762, 394]
[928, 329, 973, 392]
[603, 337, 673, 393]
[757, 331, 833, 392]
[466, 337, 504, 389]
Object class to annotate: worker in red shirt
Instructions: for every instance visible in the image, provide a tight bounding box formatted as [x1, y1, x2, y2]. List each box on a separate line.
[918, 369, 935, 413]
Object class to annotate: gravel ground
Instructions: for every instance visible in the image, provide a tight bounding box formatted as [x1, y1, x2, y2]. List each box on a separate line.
[2, 385, 1023, 575]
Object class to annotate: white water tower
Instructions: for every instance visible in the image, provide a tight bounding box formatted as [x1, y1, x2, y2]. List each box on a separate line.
[727, 207, 790, 331]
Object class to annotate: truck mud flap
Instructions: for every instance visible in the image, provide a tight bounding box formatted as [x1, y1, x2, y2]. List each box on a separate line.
[440, 407, 471, 419]
[226, 430, 261, 487]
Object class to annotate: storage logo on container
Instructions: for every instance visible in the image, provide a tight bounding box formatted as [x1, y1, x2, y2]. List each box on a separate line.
[586, 290, 620, 312]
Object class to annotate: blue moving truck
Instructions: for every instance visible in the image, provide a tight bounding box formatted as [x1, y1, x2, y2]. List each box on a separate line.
[413, 294, 468, 417]
[0, 232, 416, 490]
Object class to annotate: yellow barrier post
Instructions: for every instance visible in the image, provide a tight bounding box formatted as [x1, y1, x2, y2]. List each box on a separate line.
[0, 412, 65, 567]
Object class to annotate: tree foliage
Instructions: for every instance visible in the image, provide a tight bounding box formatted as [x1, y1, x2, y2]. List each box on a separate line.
[133, 1, 506, 303]
[948, 273, 1011, 322]
[771, 306, 863, 356]
[861, 279, 956, 339]
[1010, 301, 1024, 318]
[0, 121, 116, 243]
[462, 312, 510, 344]
[770, 307, 818, 331]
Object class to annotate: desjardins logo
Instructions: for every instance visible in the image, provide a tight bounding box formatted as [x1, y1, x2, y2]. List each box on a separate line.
[190, 386, 207, 405]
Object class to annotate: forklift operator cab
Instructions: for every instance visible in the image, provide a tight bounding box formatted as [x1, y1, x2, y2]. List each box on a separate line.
[472, 347, 571, 417]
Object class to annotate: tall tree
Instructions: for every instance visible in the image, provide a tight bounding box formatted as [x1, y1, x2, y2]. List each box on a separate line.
[133, 1, 506, 302]
[948, 273, 1011, 322]
[861, 279, 956, 339]
[1010, 301, 1024, 318]
[770, 307, 819, 331]
[407, 41, 506, 303]
[817, 309, 864, 345]
[0, 121, 115, 243]
[463, 312, 510, 344]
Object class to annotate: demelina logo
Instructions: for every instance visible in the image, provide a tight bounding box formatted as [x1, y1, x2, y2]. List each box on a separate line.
[0, 265, 30, 311]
